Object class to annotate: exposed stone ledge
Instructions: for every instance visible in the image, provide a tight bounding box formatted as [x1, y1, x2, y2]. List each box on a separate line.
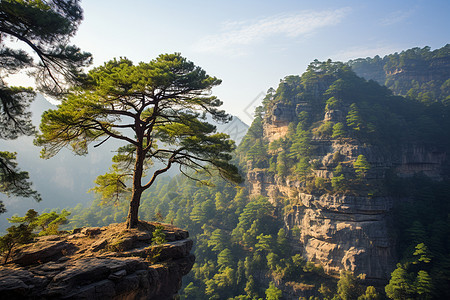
[0, 222, 195, 300]
[285, 194, 395, 280]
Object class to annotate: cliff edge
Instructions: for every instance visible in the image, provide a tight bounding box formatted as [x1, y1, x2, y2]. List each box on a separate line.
[0, 222, 194, 299]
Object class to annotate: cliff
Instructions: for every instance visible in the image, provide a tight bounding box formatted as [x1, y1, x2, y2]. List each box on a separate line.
[348, 44, 450, 104]
[240, 60, 450, 284]
[248, 139, 406, 281]
[0, 222, 194, 299]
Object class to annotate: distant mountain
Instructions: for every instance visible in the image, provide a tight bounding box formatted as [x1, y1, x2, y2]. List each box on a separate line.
[348, 44, 450, 104]
[1, 94, 119, 231]
[212, 115, 249, 146]
[0, 94, 248, 231]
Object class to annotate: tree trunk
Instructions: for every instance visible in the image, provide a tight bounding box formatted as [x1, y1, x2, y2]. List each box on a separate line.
[126, 139, 145, 229]
[126, 188, 143, 228]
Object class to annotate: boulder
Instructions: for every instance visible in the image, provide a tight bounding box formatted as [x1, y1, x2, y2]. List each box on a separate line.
[11, 239, 76, 266]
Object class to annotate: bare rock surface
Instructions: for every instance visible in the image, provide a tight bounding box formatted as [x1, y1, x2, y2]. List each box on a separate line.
[285, 193, 395, 280]
[0, 222, 194, 300]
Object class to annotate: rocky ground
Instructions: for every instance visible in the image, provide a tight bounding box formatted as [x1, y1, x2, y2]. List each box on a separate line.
[0, 222, 194, 299]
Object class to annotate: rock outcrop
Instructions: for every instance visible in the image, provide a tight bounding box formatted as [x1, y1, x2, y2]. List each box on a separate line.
[0, 222, 194, 300]
[247, 95, 447, 282]
[248, 164, 396, 281]
[285, 193, 395, 280]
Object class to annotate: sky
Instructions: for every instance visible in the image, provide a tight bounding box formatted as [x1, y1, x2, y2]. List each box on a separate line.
[8, 0, 450, 124]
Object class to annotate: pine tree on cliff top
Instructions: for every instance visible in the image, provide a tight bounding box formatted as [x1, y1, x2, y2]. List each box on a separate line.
[35, 54, 242, 228]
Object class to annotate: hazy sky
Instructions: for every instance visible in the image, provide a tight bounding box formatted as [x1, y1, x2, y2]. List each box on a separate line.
[9, 0, 450, 124]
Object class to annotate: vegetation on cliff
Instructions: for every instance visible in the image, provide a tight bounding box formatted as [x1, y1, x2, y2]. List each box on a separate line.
[348, 44, 450, 105]
[0, 209, 69, 264]
[239, 58, 450, 197]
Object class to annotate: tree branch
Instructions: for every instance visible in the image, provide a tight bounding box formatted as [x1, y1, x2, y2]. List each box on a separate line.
[89, 119, 138, 146]
[93, 135, 111, 148]
[0, 26, 62, 89]
[142, 148, 184, 190]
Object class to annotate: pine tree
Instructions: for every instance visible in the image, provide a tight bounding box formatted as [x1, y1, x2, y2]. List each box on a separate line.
[0, 0, 92, 96]
[208, 229, 227, 252]
[36, 54, 242, 228]
[360, 286, 380, 300]
[407, 221, 427, 245]
[276, 151, 288, 178]
[255, 233, 272, 252]
[415, 270, 433, 299]
[332, 122, 346, 139]
[217, 248, 234, 270]
[337, 270, 360, 300]
[354, 155, 371, 178]
[265, 282, 282, 300]
[247, 139, 267, 167]
[276, 228, 289, 255]
[0, 1, 92, 211]
[385, 264, 415, 300]
[295, 157, 311, 179]
[245, 275, 257, 298]
[347, 103, 364, 132]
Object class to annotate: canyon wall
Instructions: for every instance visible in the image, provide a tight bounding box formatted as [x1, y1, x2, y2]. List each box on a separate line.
[246, 101, 447, 282]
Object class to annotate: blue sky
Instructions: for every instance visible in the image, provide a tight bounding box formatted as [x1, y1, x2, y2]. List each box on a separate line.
[10, 0, 450, 124]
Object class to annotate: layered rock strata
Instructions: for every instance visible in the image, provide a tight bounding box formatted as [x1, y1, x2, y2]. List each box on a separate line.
[248, 167, 395, 280]
[285, 193, 394, 280]
[0, 222, 194, 299]
[248, 102, 447, 281]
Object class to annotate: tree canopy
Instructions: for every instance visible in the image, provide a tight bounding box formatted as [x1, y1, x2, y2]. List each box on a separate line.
[36, 53, 242, 228]
[0, 0, 92, 212]
[348, 44, 450, 105]
[0, 0, 92, 96]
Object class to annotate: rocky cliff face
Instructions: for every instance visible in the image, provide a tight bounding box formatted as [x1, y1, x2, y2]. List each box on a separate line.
[247, 100, 447, 282]
[0, 222, 194, 299]
[384, 56, 450, 84]
[348, 45, 450, 103]
[286, 193, 394, 280]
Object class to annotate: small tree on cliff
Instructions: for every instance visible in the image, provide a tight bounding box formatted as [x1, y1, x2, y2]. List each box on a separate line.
[35, 54, 242, 228]
[353, 154, 371, 179]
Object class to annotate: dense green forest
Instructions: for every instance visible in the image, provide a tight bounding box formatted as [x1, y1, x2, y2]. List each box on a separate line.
[348, 44, 450, 105]
[41, 172, 450, 299]
[51, 45, 450, 299]
[62, 175, 346, 299]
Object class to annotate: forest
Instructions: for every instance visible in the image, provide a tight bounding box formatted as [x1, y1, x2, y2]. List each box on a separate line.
[348, 45, 450, 105]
